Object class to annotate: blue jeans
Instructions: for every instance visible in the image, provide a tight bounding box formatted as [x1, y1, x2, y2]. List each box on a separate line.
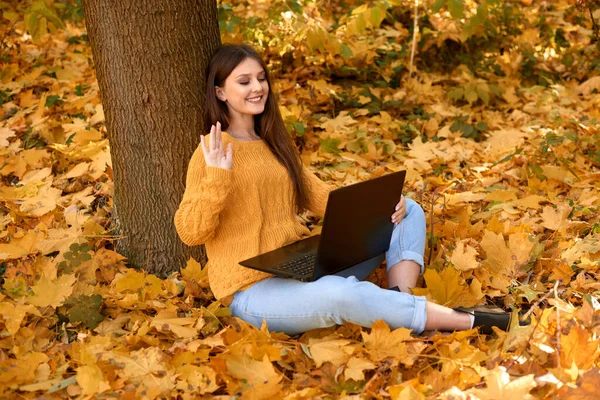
[230, 198, 428, 334]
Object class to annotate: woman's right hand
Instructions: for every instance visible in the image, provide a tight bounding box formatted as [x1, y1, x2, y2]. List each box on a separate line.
[201, 122, 233, 170]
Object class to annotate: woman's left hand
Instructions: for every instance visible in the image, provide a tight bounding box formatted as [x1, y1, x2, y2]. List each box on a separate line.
[391, 195, 406, 224]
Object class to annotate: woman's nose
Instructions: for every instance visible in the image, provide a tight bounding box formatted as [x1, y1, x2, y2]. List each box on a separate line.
[252, 79, 263, 91]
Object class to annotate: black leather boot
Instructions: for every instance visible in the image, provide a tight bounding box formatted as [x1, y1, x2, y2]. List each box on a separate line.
[454, 306, 512, 334]
[387, 286, 512, 334]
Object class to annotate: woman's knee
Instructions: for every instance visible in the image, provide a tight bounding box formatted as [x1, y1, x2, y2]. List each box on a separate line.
[405, 198, 425, 220]
[313, 276, 362, 310]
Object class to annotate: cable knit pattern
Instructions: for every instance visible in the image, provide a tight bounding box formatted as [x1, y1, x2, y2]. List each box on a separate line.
[174, 132, 334, 301]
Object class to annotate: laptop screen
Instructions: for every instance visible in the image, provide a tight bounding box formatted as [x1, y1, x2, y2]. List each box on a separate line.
[315, 170, 406, 275]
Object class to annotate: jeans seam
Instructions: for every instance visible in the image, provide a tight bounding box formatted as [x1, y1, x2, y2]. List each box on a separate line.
[240, 306, 338, 320]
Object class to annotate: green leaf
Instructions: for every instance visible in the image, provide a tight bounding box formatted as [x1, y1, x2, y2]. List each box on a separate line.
[66, 294, 104, 329]
[465, 88, 478, 104]
[432, 0, 445, 13]
[447, 0, 464, 19]
[45, 95, 63, 107]
[340, 44, 353, 61]
[320, 138, 341, 154]
[476, 84, 490, 105]
[30, 0, 65, 29]
[293, 122, 305, 135]
[448, 87, 464, 102]
[369, 6, 384, 28]
[3, 11, 19, 23]
[75, 84, 85, 96]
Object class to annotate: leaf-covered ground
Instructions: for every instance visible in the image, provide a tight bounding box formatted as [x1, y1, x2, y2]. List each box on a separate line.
[1, 0, 600, 398]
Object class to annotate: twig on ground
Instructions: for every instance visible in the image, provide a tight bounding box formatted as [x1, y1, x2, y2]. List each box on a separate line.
[409, 0, 419, 77]
[522, 286, 554, 320]
[554, 280, 561, 367]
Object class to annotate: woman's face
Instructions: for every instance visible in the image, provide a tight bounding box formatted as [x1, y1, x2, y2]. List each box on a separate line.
[216, 57, 269, 119]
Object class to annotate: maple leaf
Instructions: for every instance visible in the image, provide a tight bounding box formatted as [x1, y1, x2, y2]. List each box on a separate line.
[27, 273, 76, 308]
[225, 353, 283, 398]
[0, 302, 41, 335]
[449, 239, 480, 271]
[114, 268, 145, 292]
[361, 320, 414, 363]
[307, 338, 354, 367]
[0, 352, 48, 384]
[480, 230, 513, 275]
[556, 368, 600, 399]
[541, 203, 572, 231]
[560, 325, 599, 369]
[76, 364, 111, 396]
[66, 294, 105, 329]
[468, 367, 536, 399]
[150, 309, 199, 338]
[414, 267, 483, 308]
[181, 257, 206, 283]
[0, 230, 42, 260]
[109, 347, 175, 392]
[0, 127, 16, 147]
[344, 356, 375, 381]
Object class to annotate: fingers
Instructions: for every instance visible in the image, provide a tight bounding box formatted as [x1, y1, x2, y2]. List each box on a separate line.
[208, 124, 215, 152]
[216, 121, 222, 150]
[392, 196, 406, 224]
[200, 134, 207, 155]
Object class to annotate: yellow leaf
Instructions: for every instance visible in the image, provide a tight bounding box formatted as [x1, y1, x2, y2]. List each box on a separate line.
[0, 352, 48, 384]
[560, 325, 599, 369]
[76, 365, 110, 396]
[344, 356, 375, 381]
[150, 310, 198, 338]
[306, 26, 326, 51]
[115, 269, 146, 293]
[19, 186, 62, 217]
[480, 230, 513, 275]
[65, 161, 90, 179]
[0, 230, 42, 260]
[144, 274, 164, 299]
[508, 232, 535, 266]
[541, 203, 571, 231]
[225, 353, 282, 398]
[34, 226, 82, 255]
[421, 267, 464, 307]
[446, 191, 486, 206]
[469, 367, 535, 399]
[449, 240, 480, 271]
[308, 338, 354, 367]
[361, 320, 411, 362]
[578, 76, 600, 95]
[27, 274, 76, 308]
[0, 302, 41, 336]
[181, 257, 206, 284]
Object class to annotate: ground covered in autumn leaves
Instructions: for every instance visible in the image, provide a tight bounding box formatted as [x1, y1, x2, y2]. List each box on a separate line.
[1, 0, 600, 398]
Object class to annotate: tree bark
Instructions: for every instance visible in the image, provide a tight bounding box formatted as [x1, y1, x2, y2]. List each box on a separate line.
[83, 0, 221, 275]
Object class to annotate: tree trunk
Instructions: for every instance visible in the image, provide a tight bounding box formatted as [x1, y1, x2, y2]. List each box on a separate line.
[82, 0, 221, 275]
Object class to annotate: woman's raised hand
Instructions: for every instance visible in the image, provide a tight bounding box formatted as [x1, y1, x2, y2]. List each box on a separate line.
[201, 122, 233, 170]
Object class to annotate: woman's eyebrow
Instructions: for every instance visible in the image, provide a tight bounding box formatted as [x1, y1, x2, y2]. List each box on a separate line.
[236, 71, 266, 78]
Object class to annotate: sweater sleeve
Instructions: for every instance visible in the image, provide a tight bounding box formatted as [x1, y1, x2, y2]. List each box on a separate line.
[174, 145, 233, 246]
[303, 165, 335, 217]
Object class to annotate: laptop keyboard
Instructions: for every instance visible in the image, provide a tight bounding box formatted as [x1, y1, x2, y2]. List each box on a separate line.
[276, 253, 317, 276]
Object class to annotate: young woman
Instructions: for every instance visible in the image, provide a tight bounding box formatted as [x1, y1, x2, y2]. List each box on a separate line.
[174, 44, 510, 335]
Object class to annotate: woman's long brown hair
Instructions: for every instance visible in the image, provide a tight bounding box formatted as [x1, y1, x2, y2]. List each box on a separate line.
[205, 44, 308, 213]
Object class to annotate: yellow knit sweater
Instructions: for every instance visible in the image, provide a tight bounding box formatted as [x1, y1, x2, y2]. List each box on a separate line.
[174, 132, 333, 301]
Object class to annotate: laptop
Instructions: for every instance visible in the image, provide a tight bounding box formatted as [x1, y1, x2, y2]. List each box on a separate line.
[239, 170, 406, 281]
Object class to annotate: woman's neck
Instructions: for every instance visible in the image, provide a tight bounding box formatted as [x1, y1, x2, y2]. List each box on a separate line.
[227, 114, 260, 141]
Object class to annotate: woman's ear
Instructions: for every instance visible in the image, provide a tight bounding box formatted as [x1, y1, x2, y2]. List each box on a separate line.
[215, 87, 226, 102]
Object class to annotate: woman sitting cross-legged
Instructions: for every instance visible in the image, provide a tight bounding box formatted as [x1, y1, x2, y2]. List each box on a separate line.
[174, 44, 511, 336]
